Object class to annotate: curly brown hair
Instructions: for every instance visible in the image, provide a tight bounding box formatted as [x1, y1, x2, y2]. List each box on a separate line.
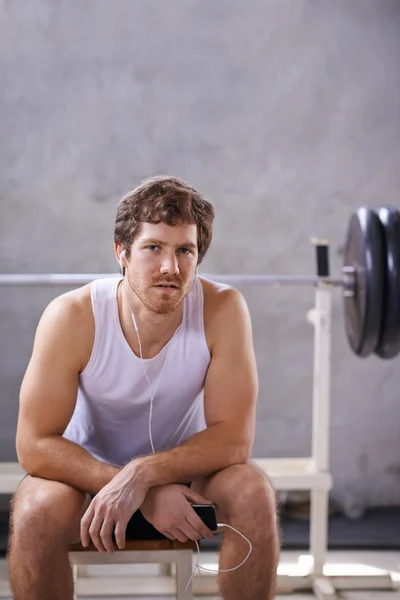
[114, 176, 215, 264]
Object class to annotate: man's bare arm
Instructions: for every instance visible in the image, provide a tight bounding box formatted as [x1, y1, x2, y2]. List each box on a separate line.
[16, 294, 118, 495]
[132, 287, 258, 488]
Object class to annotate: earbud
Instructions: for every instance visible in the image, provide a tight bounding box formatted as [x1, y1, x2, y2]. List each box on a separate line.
[119, 249, 126, 268]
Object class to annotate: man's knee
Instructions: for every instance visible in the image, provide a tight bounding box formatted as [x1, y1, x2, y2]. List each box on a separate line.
[10, 476, 87, 549]
[198, 461, 278, 525]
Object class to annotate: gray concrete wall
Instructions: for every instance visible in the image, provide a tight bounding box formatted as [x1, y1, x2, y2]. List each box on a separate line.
[1, 0, 400, 517]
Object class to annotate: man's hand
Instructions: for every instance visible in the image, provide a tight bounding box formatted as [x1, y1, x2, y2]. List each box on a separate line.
[140, 484, 215, 542]
[80, 463, 148, 553]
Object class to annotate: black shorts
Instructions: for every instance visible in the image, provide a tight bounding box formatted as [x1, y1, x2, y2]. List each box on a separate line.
[91, 482, 192, 541]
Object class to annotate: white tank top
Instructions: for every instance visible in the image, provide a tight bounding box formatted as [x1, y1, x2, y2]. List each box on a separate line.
[63, 276, 210, 467]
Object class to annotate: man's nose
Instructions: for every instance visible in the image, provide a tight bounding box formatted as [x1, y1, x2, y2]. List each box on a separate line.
[160, 253, 179, 275]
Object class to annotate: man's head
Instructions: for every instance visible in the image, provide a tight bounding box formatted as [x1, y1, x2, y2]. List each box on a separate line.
[114, 176, 215, 315]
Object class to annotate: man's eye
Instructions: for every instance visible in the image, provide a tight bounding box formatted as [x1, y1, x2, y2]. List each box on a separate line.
[147, 245, 159, 251]
[178, 248, 190, 254]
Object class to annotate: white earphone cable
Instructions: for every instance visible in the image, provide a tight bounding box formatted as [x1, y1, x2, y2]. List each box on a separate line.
[134, 326, 172, 454]
[185, 523, 253, 592]
[123, 281, 181, 454]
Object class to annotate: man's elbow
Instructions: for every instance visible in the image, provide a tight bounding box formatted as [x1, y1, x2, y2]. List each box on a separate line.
[227, 436, 253, 467]
[16, 433, 43, 475]
[239, 439, 253, 463]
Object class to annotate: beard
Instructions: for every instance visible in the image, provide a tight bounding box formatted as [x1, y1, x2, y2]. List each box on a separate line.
[126, 270, 194, 315]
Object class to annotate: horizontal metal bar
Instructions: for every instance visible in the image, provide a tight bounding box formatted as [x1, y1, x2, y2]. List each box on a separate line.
[0, 273, 345, 287]
[203, 274, 345, 286]
[0, 274, 109, 286]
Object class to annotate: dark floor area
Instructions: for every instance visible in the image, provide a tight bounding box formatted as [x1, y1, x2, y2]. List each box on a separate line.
[201, 507, 400, 551]
[280, 507, 400, 550]
[1, 506, 399, 555]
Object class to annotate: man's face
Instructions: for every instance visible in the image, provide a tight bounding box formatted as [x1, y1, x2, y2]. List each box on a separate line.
[125, 221, 199, 315]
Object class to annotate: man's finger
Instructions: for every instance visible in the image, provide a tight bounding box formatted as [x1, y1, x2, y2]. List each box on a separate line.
[100, 517, 116, 554]
[182, 518, 203, 541]
[114, 519, 128, 550]
[89, 513, 108, 552]
[170, 526, 189, 543]
[184, 488, 213, 505]
[80, 504, 95, 547]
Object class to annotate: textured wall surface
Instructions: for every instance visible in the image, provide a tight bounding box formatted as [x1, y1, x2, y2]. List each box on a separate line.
[1, 0, 400, 516]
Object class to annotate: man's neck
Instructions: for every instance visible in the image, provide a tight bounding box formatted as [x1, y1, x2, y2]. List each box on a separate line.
[117, 280, 184, 355]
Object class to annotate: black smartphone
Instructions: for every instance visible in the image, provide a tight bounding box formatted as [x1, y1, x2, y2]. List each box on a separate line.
[192, 504, 218, 531]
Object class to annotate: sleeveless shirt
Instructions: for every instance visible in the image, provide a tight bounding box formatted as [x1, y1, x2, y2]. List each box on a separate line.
[63, 276, 210, 466]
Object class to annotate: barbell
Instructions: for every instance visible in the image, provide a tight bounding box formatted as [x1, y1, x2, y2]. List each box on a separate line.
[0, 206, 399, 359]
[343, 206, 400, 359]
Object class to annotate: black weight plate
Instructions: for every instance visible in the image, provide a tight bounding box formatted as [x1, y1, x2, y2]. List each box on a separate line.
[343, 207, 385, 357]
[374, 206, 400, 359]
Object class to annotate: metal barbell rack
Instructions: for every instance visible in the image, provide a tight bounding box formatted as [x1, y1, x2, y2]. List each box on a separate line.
[0, 268, 394, 600]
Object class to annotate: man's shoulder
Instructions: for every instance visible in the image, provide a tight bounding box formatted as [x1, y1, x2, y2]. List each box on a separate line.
[42, 282, 93, 327]
[200, 277, 250, 347]
[200, 276, 245, 312]
[36, 283, 95, 371]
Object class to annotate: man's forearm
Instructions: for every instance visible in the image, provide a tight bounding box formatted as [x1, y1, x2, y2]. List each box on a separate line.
[136, 424, 250, 488]
[19, 436, 119, 495]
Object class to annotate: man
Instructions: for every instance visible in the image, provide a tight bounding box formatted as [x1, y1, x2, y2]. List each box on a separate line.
[8, 176, 279, 600]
